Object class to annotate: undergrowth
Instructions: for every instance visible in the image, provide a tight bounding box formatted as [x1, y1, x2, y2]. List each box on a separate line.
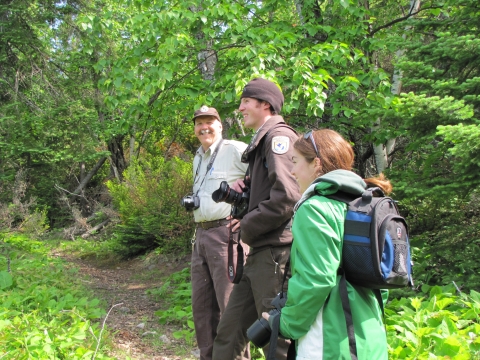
[148, 267, 196, 345]
[0, 233, 113, 359]
[149, 268, 480, 360]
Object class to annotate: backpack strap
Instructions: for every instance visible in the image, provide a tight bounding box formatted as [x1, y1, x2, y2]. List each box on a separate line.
[338, 269, 358, 360]
[328, 190, 386, 360]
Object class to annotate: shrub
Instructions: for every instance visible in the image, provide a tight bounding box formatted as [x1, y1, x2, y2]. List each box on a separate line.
[107, 156, 194, 257]
[0, 235, 112, 359]
[150, 267, 195, 344]
[0, 169, 49, 237]
[398, 191, 480, 292]
[386, 285, 480, 359]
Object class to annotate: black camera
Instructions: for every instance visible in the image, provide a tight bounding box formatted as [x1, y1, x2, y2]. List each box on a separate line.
[180, 194, 200, 211]
[246, 292, 287, 348]
[211, 180, 250, 219]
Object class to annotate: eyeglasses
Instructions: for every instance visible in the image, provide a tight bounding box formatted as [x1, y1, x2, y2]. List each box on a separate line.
[304, 130, 320, 159]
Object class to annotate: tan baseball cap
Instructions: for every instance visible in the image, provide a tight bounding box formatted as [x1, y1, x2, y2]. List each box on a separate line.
[192, 105, 221, 122]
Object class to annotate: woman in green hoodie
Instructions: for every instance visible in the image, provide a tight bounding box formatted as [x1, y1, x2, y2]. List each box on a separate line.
[263, 129, 390, 359]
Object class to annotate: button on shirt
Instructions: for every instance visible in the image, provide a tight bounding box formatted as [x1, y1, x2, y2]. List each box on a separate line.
[193, 137, 248, 223]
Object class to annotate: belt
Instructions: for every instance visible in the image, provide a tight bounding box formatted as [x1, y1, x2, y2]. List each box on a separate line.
[196, 218, 230, 230]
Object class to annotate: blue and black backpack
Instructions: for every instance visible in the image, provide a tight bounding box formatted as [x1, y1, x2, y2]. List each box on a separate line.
[327, 187, 413, 290]
[326, 187, 413, 360]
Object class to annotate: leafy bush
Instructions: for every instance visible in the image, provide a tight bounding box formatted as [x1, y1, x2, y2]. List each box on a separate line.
[0, 169, 49, 237]
[149, 267, 195, 344]
[387, 285, 480, 359]
[150, 267, 267, 359]
[107, 156, 194, 257]
[395, 191, 480, 292]
[0, 235, 112, 359]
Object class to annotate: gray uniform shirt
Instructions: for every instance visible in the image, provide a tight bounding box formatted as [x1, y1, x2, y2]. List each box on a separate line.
[193, 137, 248, 222]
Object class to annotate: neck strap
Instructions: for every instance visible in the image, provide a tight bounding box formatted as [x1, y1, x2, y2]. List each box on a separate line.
[194, 139, 224, 193]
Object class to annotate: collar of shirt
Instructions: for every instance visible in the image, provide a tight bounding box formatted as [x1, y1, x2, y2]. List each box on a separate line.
[196, 136, 224, 157]
[250, 123, 265, 146]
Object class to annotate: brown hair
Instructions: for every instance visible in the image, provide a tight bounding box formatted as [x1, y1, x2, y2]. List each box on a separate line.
[294, 129, 354, 174]
[294, 129, 392, 194]
[253, 98, 277, 115]
[364, 173, 392, 195]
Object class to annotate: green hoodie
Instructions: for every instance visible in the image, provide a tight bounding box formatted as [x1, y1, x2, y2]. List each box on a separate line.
[279, 170, 388, 360]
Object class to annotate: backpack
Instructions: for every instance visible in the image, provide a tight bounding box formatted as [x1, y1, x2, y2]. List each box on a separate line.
[326, 187, 413, 290]
[263, 187, 414, 360]
[326, 187, 413, 360]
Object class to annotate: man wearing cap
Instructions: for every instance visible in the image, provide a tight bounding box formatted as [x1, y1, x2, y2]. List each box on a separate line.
[188, 106, 249, 360]
[212, 79, 300, 360]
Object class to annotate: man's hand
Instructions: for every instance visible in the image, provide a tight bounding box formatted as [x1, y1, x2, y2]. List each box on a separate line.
[230, 178, 246, 193]
[226, 216, 241, 232]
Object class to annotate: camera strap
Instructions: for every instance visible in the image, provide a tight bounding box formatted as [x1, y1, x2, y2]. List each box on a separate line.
[227, 166, 250, 284]
[194, 139, 224, 194]
[227, 225, 244, 284]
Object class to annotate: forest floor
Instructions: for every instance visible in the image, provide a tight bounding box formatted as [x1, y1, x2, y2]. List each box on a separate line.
[59, 251, 199, 360]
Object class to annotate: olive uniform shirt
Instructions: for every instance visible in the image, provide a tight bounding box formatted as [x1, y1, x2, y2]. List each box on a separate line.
[192, 137, 248, 222]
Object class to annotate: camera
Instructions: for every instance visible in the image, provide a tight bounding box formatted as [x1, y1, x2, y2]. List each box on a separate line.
[246, 292, 287, 348]
[211, 180, 250, 219]
[181, 194, 200, 211]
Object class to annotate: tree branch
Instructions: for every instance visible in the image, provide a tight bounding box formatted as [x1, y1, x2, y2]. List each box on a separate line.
[72, 156, 107, 195]
[81, 219, 110, 239]
[369, 5, 443, 36]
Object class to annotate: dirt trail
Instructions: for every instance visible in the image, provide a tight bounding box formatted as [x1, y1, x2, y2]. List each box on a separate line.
[64, 253, 198, 360]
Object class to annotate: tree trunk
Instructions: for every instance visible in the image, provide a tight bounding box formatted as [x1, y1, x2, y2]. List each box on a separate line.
[72, 156, 107, 195]
[81, 219, 111, 239]
[191, 5, 217, 81]
[373, 0, 421, 173]
[107, 135, 126, 181]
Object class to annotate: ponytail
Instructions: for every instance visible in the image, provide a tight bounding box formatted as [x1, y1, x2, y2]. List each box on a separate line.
[364, 173, 392, 196]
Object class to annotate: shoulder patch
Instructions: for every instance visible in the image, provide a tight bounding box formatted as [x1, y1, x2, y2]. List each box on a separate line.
[271, 136, 289, 154]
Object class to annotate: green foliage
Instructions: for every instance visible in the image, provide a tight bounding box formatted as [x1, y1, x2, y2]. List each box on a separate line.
[0, 270, 13, 290]
[107, 156, 194, 257]
[152, 269, 480, 359]
[2, 233, 46, 254]
[386, 93, 476, 200]
[437, 124, 480, 190]
[93, 0, 397, 149]
[386, 285, 480, 359]
[0, 235, 112, 359]
[18, 208, 50, 236]
[0, 169, 49, 237]
[404, 193, 480, 291]
[149, 267, 269, 358]
[387, 0, 480, 200]
[150, 268, 195, 344]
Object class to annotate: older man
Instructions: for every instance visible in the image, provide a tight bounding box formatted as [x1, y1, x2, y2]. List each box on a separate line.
[186, 106, 248, 360]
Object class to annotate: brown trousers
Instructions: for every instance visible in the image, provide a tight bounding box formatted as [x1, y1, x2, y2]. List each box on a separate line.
[212, 245, 291, 360]
[191, 223, 246, 360]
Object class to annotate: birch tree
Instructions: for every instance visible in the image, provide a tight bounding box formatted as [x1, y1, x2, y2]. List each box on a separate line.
[372, 0, 421, 174]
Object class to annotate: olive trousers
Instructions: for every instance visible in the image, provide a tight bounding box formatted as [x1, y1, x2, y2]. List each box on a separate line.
[212, 245, 291, 360]
[192, 223, 245, 360]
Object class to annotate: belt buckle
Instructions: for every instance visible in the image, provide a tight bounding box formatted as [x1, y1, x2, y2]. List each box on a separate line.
[198, 221, 210, 230]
